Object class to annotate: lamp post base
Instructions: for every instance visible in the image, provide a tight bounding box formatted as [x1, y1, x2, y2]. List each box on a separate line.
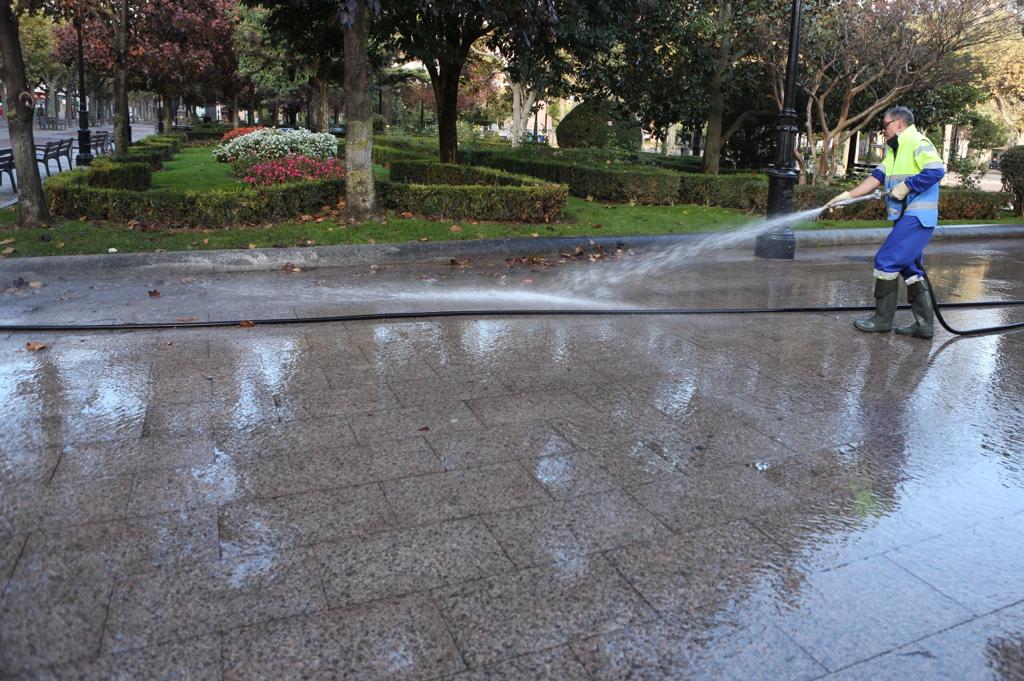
[75, 128, 93, 167]
[754, 230, 796, 259]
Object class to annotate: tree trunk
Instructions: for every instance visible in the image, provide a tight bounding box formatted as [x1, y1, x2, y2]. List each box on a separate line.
[162, 94, 173, 132]
[315, 75, 329, 133]
[0, 0, 49, 226]
[510, 82, 537, 148]
[432, 61, 464, 163]
[702, 69, 725, 174]
[113, 0, 130, 153]
[343, 0, 377, 219]
[231, 92, 239, 130]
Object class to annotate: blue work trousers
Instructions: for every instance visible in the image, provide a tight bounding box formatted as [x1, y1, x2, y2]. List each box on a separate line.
[875, 215, 934, 280]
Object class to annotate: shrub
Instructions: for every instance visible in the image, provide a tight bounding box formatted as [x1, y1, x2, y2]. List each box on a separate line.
[938, 188, 1010, 220]
[243, 154, 347, 186]
[555, 100, 642, 150]
[370, 144, 432, 165]
[379, 181, 566, 223]
[46, 171, 345, 227]
[389, 161, 539, 187]
[677, 173, 768, 211]
[212, 128, 338, 173]
[222, 125, 265, 142]
[460, 150, 679, 204]
[1001, 145, 1024, 216]
[80, 159, 152, 191]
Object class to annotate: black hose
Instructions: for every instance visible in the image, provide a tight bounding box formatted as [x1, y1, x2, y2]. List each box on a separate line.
[2, 299, 1023, 333]
[918, 259, 1024, 335]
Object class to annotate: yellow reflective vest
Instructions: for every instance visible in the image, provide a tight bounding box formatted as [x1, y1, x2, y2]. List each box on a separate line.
[877, 125, 945, 226]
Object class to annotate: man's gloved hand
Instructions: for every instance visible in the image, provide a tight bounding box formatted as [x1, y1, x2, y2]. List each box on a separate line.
[824, 191, 853, 210]
[890, 181, 910, 200]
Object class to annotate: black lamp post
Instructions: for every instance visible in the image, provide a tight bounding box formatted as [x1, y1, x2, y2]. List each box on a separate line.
[754, 0, 803, 259]
[73, 16, 92, 167]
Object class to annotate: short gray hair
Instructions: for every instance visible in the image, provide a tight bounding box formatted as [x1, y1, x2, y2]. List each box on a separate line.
[885, 106, 914, 126]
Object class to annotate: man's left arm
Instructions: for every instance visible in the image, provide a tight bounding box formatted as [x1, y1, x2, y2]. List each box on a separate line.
[905, 139, 946, 193]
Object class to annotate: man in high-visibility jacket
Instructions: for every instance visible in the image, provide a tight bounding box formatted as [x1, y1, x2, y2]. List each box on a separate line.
[826, 106, 946, 339]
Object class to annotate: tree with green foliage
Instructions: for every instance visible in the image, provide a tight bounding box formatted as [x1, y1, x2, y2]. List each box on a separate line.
[243, 0, 347, 132]
[555, 99, 641, 150]
[378, 0, 559, 162]
[755, 0, 1013, 183]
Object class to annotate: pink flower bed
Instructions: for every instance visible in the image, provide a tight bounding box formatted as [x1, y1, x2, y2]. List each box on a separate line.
[243, 154, 347, 186]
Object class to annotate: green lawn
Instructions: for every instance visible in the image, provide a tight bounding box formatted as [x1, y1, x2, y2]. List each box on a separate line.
[0, 148, 1018, 258]
[150, 146, 246, 191]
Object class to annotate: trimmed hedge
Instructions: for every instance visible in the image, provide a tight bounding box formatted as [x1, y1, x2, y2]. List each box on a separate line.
[677, 172, 1009, 220]
[80, 159, 152, 191]
[186, 128, 231, 143]
[389, 161, 542, 187]
[379, 181, 566, 223]
[371, 144, 431, 165]
[383, 160, 566, 222]
[47, 173, 345, 227]
[460, 149, 679, 204]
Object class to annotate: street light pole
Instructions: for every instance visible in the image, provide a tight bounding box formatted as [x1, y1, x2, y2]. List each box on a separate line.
[73, 16, 92, 167]
[755, 0, 803, 259]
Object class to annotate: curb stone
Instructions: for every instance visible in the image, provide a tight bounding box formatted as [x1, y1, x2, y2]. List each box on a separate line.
[1, 224, 1023, 278]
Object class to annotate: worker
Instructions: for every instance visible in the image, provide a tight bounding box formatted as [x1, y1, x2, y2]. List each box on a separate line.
[825, 106, 946, 339]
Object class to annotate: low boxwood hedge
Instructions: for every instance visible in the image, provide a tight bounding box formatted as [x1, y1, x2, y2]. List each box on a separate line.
[389, 160, 542, 187]
[79, 159, 152, 191]
[383, 160, 566, 222]
[370, 144, 431, 165]
[679, 172, 1009, 219]
[460, 149, 679, 204]
[379, 181, 566, 223]
[46, 164, 344, 227]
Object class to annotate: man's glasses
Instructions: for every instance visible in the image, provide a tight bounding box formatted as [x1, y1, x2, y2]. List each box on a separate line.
[881, 119, 896, 132]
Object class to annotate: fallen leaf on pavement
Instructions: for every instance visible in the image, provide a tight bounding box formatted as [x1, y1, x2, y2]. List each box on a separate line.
[25, 342, 47, 352]
[283, 262, 302, 273]
[418, 426, 430, 432]
[28, 281, 43, 289]
[181, 277, 195, 284]
[176, 316, 199, 322]
[239, 320, 255, 328]
[449, 258, 470, 267]
[148, 289, 160, 297]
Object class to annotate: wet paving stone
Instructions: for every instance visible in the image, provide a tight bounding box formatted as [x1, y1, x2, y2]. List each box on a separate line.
[103, 548, 326, 653]
[221, 595, 465, 681]
[382, 461, 552, 526]
[11, 635, 222, 681]
[316, 517, 513, 608]
[885, 512, 1024, 616]
[763, 553, 973, 672]
[572, 608, 827, 681]
[433, 553, 656, 668]
[3, 240, 1024, 678]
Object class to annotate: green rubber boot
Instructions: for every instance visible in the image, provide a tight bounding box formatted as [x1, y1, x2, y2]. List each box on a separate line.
[854, 277, 898, 333]
[895, 280, 934, 339]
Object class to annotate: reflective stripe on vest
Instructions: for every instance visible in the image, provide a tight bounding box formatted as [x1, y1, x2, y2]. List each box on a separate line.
[882, 125, 944, 227]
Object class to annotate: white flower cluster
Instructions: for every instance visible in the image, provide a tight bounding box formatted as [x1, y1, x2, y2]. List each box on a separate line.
[213, 128, 338, 167]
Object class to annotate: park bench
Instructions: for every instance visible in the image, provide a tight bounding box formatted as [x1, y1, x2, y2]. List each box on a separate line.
[35, 141, 65, 176]
[0, 149, 16, 193]
[73, 130, 112, 159]
[171, 124, 193, 132]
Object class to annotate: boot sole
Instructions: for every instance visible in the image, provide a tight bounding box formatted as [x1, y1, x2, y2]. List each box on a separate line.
[854, 323, 892, 333]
